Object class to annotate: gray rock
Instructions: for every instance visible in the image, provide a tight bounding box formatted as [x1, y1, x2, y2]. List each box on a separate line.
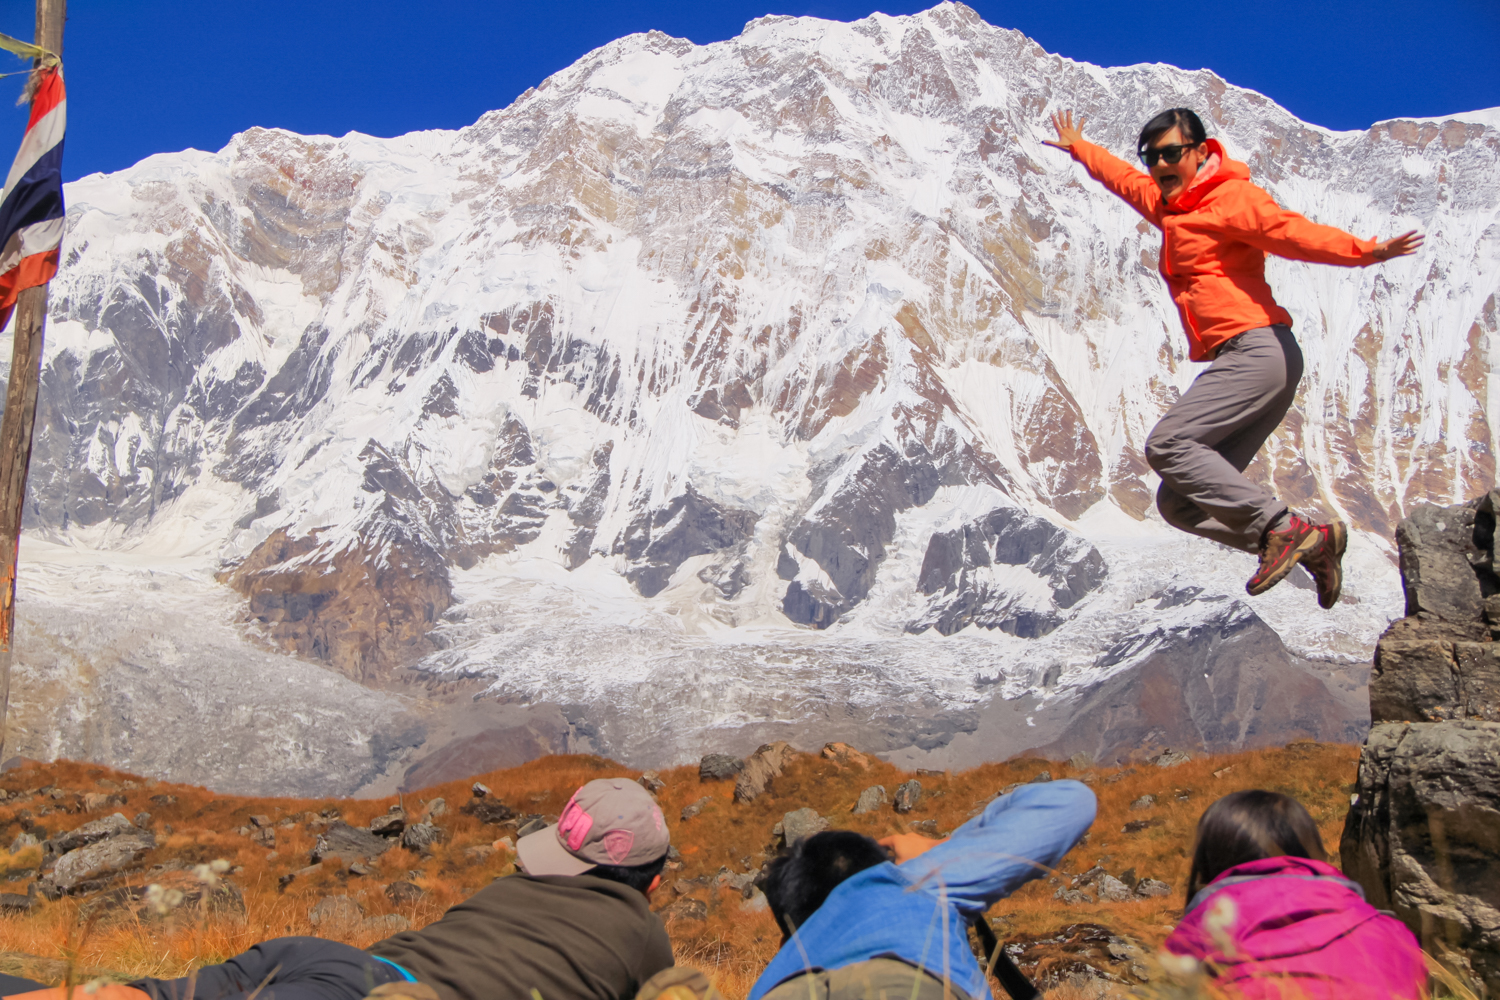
[680, 796, 712, 821]
[307, 894, 363, 929]
[1152, 749, 1191, 767]
[385, 880, 425, 904]
[370, 810, 406, 837]
[133, 812, 152, 828]
[400, 821, 443, 853]
[851, 786, 888, 815]
[1341, 494, 1500, 996]
[780, 807, 829, 846]
[1130, 795, 1155, 811]
[713, 868, 759, 895]
[8, 832, 38, 853]
[1029, 770, 1052, 783]
[463, 844, 496, 865]
[698, 754, 743, 781]
[49, 832, 156, 892]
[462, 797, 518, 825]
[49, 812, 134, 855]
[1135, 878, 1172, 897]
[82, 792, 127, 813]
[734, 742, 795, 803]
[1396, 495, 1499, 625]
[1096, 875, 1133, 902]
[362, 913, 411, 935]
[1341, 720, 1500, 995]
[516, 816, 548, 838]
[251, 826, 276, 849]
[893, 779, 922, 814]
[311, 821, 392, 864]
[1054, 887, 1093, 905]
[1371, 640, 1500, 723]
[661, 897, 708, 922]
[740, 888, 769, 912]
[637, 771, 666, 793]
[1068, 752, 1094, 769]
[249, 814, 272, 828]
[0, 892, 32, 913]
[422, 797, 447, 819]
[471, 782, 491, 798]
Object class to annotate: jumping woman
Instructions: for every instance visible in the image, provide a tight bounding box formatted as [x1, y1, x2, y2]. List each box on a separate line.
[1044, 108, 1422, 607]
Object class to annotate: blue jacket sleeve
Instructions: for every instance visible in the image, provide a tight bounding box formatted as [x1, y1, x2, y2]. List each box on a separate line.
[896, 780, 1097, 915]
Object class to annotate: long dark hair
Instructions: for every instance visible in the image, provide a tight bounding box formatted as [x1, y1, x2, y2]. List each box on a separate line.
[1184, 790, 1326, 905]
[1138, 107, 1208, 159]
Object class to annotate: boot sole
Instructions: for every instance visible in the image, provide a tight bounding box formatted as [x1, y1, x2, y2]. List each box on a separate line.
[1247, 528, 1325, 596]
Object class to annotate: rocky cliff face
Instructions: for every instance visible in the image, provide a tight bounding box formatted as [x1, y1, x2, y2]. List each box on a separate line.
[1342, 493, 1500, 995]
[1, 3, 1496, 786]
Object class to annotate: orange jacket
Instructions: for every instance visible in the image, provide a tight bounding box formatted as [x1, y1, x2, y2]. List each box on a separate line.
[1068, 138, 1379, 361]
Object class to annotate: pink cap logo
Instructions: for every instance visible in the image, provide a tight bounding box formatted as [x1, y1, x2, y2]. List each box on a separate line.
[602, 829, 635, 863]
[557, 793, 594, 852]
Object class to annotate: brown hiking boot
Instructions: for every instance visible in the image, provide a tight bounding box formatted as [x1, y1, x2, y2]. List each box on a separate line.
[1246, 513, 1325, 596]
[1302, 520, 1348, 609]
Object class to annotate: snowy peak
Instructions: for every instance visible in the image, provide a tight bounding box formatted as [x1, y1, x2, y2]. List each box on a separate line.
[17, 4, 1500, 737]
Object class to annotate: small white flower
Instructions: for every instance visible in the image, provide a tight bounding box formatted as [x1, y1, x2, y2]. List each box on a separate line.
[1157, 952, 1200, 977]
[1204, 894, 1239, 958]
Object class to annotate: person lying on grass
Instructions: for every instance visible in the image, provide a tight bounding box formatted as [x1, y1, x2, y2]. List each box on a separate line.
[0, 778, 674, 1000]
[1164, 789, 1424, 1000]
[751, 780, 1096, 1000]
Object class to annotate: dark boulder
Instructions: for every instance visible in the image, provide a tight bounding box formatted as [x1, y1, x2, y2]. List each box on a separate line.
[400, 821, 443, 854]
[698, 754, 742, 781]
[311, 821, 392, 864]
[462, 798, 517, 826]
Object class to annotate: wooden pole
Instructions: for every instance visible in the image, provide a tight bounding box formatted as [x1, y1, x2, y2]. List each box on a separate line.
[0, 0, 65, 765]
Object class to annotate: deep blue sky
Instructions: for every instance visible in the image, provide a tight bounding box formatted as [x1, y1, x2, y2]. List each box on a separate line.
[2, 0, 1496, 182]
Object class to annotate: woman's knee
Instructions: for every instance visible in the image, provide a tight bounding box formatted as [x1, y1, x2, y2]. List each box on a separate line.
[1155, 484, 1195, 529]
[1144, 427, 1179, 473]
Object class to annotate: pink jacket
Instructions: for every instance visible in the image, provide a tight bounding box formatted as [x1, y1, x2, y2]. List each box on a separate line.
[1163, 857, 1426, 1000]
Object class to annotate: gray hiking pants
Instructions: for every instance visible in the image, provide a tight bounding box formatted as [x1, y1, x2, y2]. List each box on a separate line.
[1145, 325, 1303, 553]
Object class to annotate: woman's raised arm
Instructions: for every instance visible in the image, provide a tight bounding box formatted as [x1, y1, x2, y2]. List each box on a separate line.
[1043, 109, 1163, 225]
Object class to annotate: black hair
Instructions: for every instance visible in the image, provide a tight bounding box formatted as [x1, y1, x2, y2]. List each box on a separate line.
[1185, 790, 1326, 906]
[586, 852, 668, 894]
[1138, 108, 1208, 158]
[759, 830, 892, 941]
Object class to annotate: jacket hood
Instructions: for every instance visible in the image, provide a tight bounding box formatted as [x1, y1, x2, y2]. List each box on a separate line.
[1166, 138, 1247, 211]
[1177, 856, 1378, 959]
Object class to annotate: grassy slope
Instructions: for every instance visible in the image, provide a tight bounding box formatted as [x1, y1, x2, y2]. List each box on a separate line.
[0, 743, 1361, 999]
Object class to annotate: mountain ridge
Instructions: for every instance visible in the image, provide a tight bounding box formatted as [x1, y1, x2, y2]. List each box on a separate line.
[1, 2, 1495, 789]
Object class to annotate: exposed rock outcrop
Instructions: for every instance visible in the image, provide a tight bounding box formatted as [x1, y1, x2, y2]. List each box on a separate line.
[615, 487, 759, 598]
[1342, 492, 1500, 994]
[908, 506, 1107, 637]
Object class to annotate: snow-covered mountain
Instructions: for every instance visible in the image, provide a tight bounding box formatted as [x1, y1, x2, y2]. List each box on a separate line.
[4, 3, 1497, 790]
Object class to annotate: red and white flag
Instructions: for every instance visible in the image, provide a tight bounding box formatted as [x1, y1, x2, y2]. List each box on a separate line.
[0, 63, 64, 332]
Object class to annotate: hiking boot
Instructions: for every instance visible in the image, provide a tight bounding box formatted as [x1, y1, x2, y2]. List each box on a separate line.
[1302, 520, 1348, 610]
[1246, 513, 1325, 596]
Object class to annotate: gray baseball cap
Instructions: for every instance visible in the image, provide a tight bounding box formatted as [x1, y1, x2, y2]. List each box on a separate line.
[517, 777, 670, 877]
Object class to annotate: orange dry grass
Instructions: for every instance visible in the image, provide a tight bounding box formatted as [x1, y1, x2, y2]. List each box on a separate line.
[0, 745, 1362, 999]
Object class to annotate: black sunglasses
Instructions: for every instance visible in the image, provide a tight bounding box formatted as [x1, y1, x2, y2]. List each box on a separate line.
[1139, 142, 1199, 167]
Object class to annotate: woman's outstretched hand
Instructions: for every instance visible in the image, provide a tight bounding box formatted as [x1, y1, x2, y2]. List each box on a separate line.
[1043, 109, 1086, 151]
[1371, 230, 1425, 261]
